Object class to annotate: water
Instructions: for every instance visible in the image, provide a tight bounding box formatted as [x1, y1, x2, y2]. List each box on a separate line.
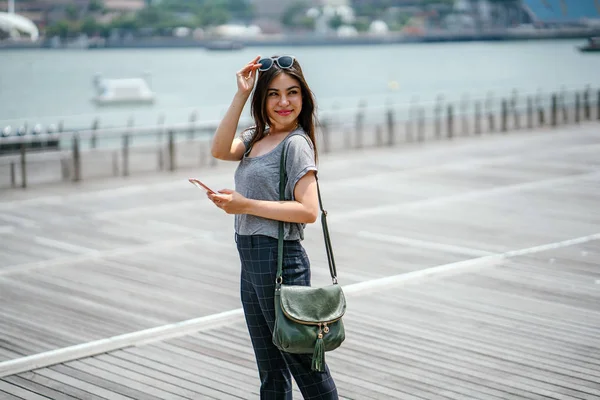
[1, 39, 599, 131]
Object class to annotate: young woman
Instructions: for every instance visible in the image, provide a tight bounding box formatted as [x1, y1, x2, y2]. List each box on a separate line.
[208, 55, 339, 399]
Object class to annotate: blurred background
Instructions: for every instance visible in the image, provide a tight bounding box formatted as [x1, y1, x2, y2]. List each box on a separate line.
[1, 0, 600, 188]
[1, 0, 600, 130]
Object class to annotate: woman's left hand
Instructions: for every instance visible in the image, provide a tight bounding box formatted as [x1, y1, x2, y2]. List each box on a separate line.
[208, 189, 249, 214]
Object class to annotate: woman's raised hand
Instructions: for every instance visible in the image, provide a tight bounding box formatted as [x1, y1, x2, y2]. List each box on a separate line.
[236, 56, 262, 95]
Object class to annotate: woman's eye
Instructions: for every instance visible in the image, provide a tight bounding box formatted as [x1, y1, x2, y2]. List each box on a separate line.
[268, 92, 278, 97]
[289, 90, 298, 95]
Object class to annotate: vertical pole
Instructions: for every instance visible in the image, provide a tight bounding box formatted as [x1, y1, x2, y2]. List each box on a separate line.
[355, 101, 365, 149]
[537, 92, 545, 126]
[188, 111, 197, 140]
[501, 99, 508, 133]
[72, 134, 80, 182]
[122, 134, 129, 176]
[90, 118, 99, 149]
[561, 90, 568, 123]
[597, 89, 600, 121]
[406, 100, 414, 142]
[575, 92, 581, 124]
[551, 93, 557, 127]
[583, 87, 590, 120]
[20, 143, 27, 188]
[511, 89, 520, 130]
[434, 95, 443, 139]
[321, 118, 330, 153]
[527, 97, 533, 129]
[460, 94, 469, 135]
[157, 114, 165, 171]
[474, 101, 481, 134]
[447, 104, 454, 139]
[168, 130, 175, 171]
[386, 108, 394, 146]
[486, 93, 494, 132]
[10, 162, 16, 188]
[417, 107, 425, 141]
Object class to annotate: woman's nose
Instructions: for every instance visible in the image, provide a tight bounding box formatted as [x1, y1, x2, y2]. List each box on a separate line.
[279, 96, 289, 106]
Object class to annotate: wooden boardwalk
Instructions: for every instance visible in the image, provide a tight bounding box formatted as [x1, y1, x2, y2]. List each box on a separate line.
[0, 123, 599, 399]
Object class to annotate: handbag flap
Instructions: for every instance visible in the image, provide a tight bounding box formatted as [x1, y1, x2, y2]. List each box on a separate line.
[279, 284, 346, 324]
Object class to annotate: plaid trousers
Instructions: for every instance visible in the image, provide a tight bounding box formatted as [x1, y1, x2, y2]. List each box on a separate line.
[236, 234, 338, 400]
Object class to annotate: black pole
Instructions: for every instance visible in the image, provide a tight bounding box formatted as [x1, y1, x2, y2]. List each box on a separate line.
[20, 142, 27, 188]
[72, 134, 80, 182]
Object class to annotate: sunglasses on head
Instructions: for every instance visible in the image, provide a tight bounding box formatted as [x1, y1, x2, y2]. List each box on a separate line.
[258, 56, 295, 71]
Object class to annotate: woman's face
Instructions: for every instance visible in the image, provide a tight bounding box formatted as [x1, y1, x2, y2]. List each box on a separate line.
[265, 72, 303, 131]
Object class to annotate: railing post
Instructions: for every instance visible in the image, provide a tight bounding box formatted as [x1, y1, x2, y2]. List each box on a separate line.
[122, 134, 130, 176]
[486, 93, 494, 132]
[551, 93, 557, 127]
[72, 134, 81, 182]
[501, 99, 508, 132]
[575, 92, 581, 124]
[157, 114, 165, 171]
[561, 90, 568, 123]
[537, 93, 545, 126]
[447, 104, 454, 139]
[460, 94, 469, 135]
[321, 118, 330, 153]
[386, 108, 394, 146]
[597, 89, 600, 121]
[355, 101, 365, 149]
[583, 87, 590, 120]
[417, 107, 425, 141]
[188, 111, 197, 140]
[527, 97, 533, 129]
[434, 95, 443, 139]
[474, 101, 481, 134]
[20, 142, 27, 188]
[10, 162, 16, 188]
[511, 89, 519, 130]
[168, 130, 176, 171]
[90, 118, 99, 149]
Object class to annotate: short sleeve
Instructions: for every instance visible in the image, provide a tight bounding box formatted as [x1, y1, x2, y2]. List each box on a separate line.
[284, 134, 317, 201]
[239, 127, 255, 149]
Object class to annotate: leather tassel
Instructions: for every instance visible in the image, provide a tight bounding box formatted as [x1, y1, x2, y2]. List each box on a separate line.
[311, 334, 325, 372]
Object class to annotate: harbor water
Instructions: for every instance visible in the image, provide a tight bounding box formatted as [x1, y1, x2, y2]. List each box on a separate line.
[1, 38, 599, 133]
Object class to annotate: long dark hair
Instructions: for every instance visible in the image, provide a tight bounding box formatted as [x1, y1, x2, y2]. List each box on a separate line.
[246, 56, 318, 162]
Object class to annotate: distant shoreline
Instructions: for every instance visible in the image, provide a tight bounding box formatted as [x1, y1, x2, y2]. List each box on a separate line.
[1, 28, 599, 50]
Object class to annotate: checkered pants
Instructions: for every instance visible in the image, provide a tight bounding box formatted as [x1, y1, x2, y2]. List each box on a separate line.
[236, 234, 339, 400]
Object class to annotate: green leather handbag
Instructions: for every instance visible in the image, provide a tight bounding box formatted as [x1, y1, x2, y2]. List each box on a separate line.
[272, 136, 346, 372]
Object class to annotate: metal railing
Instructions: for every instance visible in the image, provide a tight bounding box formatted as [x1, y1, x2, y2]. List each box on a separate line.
[1, 86, 598, 190]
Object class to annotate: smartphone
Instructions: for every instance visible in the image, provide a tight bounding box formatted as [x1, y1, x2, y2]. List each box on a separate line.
[188, 178, 217, 194]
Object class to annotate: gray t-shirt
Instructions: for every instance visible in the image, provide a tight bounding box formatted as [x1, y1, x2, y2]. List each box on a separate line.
[234, 127, 317, 241]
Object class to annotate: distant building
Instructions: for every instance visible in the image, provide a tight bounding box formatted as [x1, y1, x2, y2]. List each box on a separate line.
[522, 0, 600, 27]
[0, 0, 90, 28]
[103, 0, 145, 13]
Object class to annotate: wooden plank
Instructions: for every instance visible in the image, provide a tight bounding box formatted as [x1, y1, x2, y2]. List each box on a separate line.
[11, 372, 107, 400]
[0, 380, 50, 400]
[31, 368, 134, 400]
[2, 376, 79, 400]
[62, 360, 186, 400]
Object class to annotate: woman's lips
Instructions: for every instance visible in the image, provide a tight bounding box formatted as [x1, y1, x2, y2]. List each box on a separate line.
[276, 110, 292, 116]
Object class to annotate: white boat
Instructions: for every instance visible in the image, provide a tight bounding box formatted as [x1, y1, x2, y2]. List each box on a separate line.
[93, 75, 155, 106]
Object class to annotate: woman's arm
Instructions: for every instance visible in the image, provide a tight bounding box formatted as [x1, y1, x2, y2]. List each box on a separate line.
[209, 171, 319, 224]
[211, 56, 261, 161]
[210, 92, 250, 161]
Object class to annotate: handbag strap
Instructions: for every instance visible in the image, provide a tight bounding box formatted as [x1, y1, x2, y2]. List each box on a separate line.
[276, 135, 338, 286]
